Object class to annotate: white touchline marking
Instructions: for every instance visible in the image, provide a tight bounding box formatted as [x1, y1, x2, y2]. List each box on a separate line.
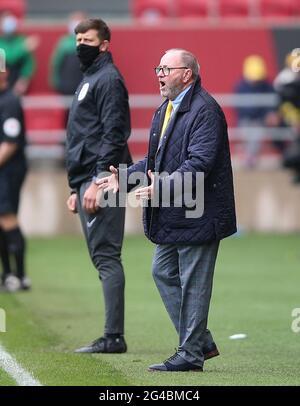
[0, 343, 42, 386]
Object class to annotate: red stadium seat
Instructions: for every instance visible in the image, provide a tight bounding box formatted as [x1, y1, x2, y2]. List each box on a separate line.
[24, 106, 65, 146]
[176, 0, 209, 18]
[131, 0, 173, 21]
[0, 0, 26, 19]
[25, 108, 65, 132]
[259, 0, 300, 18]
[219, 0, 251, 18]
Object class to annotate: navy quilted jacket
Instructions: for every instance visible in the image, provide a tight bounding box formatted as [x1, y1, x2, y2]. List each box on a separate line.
[127, 78, 236, 244]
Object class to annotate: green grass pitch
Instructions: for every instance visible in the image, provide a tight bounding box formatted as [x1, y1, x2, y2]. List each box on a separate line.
[0, 234, 299, 386]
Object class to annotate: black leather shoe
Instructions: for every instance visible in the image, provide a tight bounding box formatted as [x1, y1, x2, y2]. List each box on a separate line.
[75, 336, 127, 354]
[148, 352, 203, 372]
[203, 342, 220, 361]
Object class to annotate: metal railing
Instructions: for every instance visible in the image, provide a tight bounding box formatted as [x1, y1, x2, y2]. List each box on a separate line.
[23, 93, 293, 148]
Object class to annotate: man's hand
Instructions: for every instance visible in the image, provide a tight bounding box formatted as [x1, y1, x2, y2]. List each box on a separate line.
[264, 111, 280, 127]
[0, 142, 18, 167]
[25, 35, 40, 52]
[67, 193, 78, 214]
[135, 170, 154, 200]
[96, 165, 119, 193]
[13, 78, 30, 96]
[83, 182, 99, 214]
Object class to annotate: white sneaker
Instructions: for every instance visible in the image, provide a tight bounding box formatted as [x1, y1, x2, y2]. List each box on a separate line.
[4, 275, 21, 292]
[19, 276, 31, 290]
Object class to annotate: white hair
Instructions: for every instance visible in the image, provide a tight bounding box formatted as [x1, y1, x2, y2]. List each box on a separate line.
[165, 48, 200, 79]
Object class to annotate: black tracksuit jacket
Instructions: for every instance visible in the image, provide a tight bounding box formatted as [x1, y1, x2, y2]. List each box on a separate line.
[66, 51, 132, 189]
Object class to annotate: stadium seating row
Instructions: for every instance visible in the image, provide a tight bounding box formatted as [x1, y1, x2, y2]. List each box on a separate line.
[132, 0, 300, 20]
[1, 0, 300, 21]
[0, 0, 25, 18]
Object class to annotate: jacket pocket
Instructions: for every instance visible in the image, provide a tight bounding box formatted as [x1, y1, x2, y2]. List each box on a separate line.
[166, 207, 198, 229]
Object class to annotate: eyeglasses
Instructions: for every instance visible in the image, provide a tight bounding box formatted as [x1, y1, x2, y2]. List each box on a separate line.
[154, 66, 188, 76]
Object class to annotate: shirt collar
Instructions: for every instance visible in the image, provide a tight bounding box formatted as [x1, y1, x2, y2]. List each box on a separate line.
[170, 85, 192, 112]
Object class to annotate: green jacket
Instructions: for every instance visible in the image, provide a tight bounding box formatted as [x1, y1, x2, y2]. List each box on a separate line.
[50, 34, 82, 95]
[0, 34, 35, 87]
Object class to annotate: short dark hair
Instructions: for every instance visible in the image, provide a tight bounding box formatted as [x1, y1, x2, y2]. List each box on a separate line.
[74, 18, 111, 42]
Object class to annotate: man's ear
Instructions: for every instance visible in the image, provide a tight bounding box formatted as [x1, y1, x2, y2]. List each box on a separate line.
[183, 69, 192, 83]
[99, 40, 109, 52]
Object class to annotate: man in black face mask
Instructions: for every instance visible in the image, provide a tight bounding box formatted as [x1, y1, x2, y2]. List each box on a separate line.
[65, 18, 132, 354]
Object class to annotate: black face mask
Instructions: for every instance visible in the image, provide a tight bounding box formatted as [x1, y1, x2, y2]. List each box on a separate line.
[76, 43, 100, 69]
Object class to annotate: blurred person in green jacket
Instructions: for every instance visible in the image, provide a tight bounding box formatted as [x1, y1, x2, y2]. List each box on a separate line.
[49, 12, 86, 128]
[0, 10, 38, 95]
[49, 11, 85, 96]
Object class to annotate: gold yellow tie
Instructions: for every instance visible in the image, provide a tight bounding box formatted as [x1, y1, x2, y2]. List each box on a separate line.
[160, 101, 173, 139]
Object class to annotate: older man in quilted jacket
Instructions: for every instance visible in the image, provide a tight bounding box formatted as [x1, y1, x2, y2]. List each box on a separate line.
[98, 48, 236, 372]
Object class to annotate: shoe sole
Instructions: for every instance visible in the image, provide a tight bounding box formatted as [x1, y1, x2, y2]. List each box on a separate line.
[75, 348, 127, 354]
[204, 348, 220, 361]
[147, 349, 219, 371]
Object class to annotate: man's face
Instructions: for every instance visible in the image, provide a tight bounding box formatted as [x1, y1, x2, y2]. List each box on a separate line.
[156, 51, 188, 100]
[76, 29, 101, 47]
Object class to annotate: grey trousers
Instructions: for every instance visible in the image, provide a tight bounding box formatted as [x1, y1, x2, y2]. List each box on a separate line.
[152, 241, 220, 366]
[77, 181, 125, 335]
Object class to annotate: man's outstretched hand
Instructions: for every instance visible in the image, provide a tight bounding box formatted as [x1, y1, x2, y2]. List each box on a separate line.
[135, 170, 154, 200]
[96, 165, 119, 193]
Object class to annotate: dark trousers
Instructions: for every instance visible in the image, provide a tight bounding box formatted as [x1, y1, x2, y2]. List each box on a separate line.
[152, 241, 220, 366]
[77, 181, 126, 335]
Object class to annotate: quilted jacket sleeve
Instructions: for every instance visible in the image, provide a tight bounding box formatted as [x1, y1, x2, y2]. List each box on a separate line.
[158, 106, 224, 199]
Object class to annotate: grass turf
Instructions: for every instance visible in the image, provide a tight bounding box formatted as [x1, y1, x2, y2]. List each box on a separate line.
[0, 369, 16, 386]
[0, 234, 300, 386]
